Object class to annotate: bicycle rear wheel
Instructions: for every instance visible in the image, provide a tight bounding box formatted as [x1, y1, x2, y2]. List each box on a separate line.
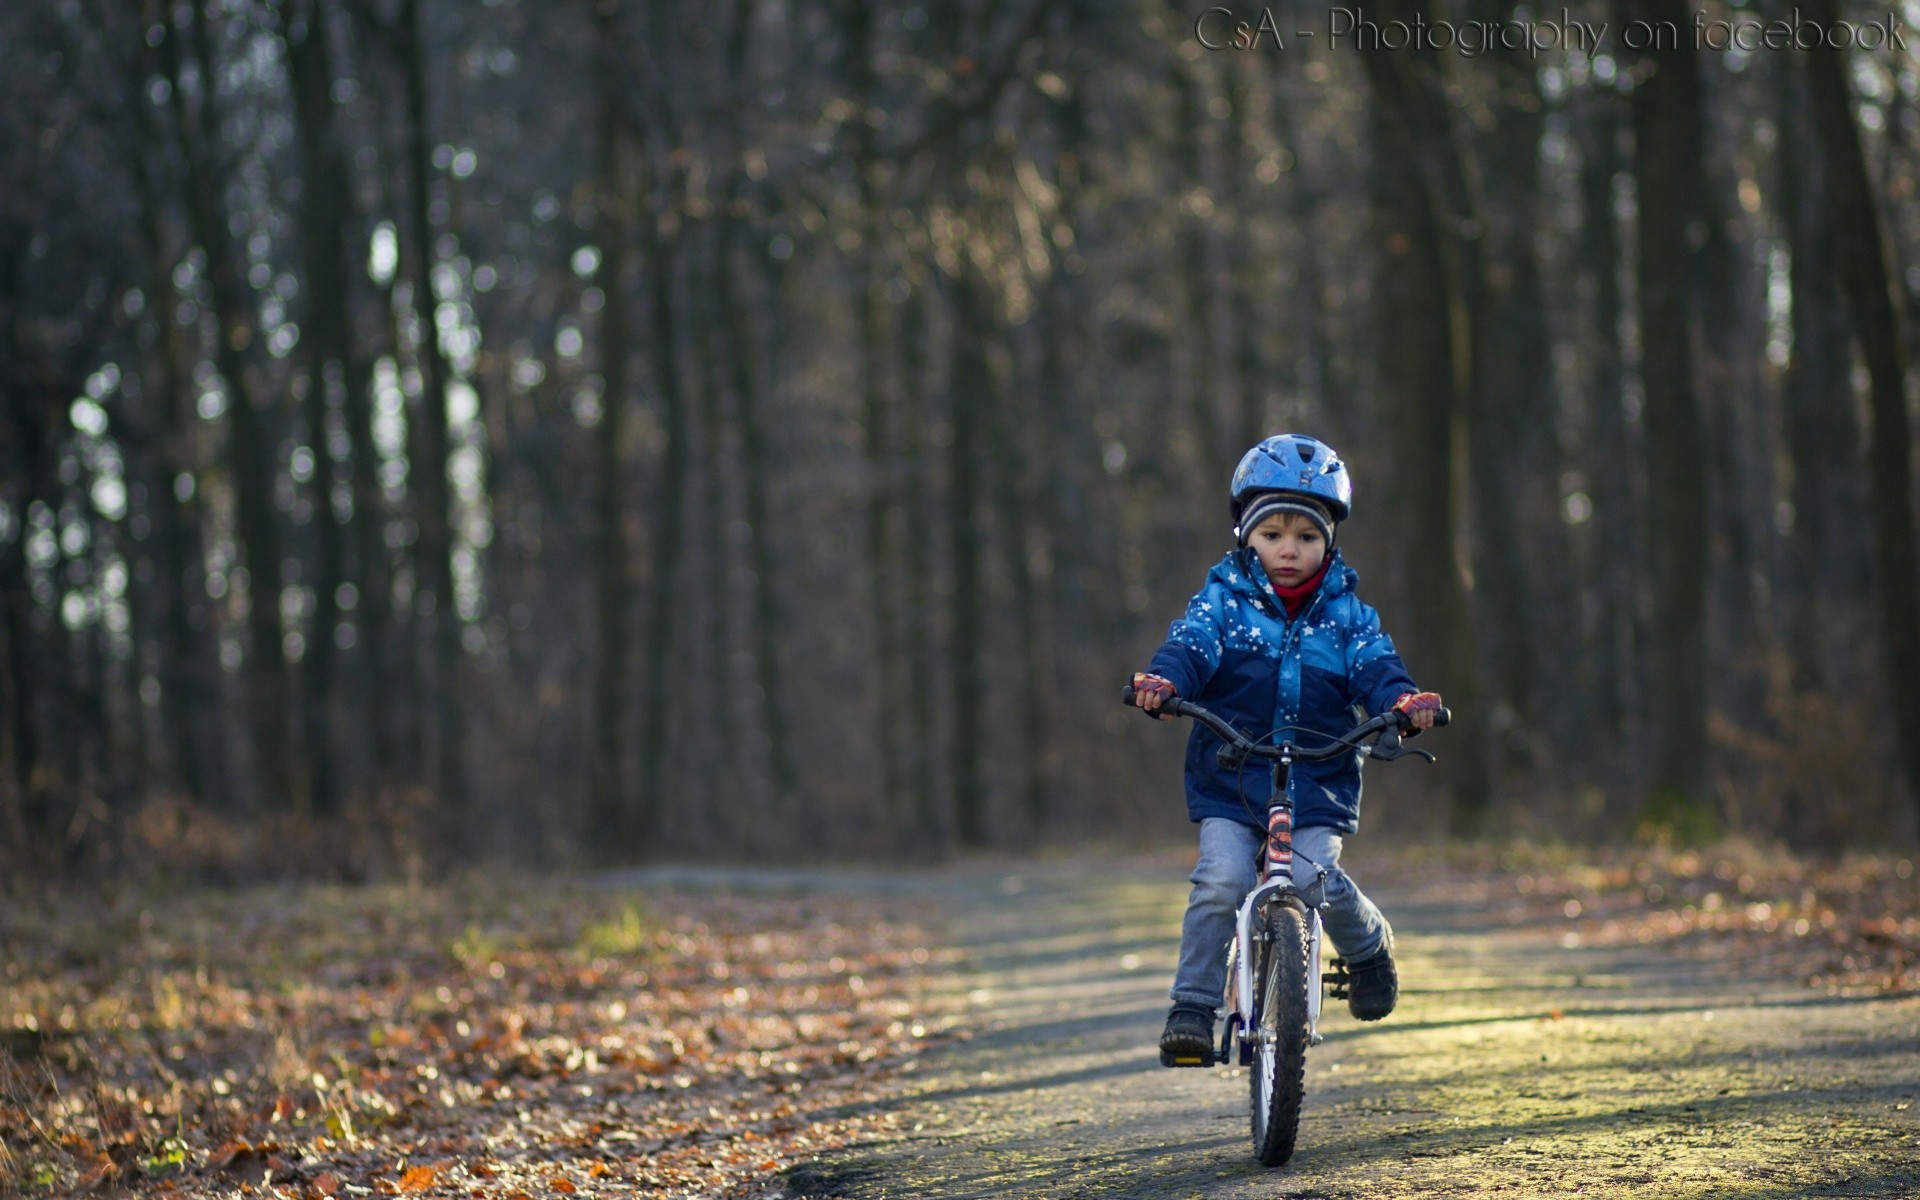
[1249, 900, 1309, 1166]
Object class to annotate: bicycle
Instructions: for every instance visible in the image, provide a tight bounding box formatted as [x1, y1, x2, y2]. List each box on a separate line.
[1122, 686, 1449, 1166]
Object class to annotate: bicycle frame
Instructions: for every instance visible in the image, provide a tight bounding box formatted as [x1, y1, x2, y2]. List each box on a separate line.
[1226, 749, 1329, 1063]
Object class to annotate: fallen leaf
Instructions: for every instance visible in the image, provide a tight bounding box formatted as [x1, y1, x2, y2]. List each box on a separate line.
[314, 1171, 341, 1195]
[397, 1164, 440, 1192]
[551, 1177, 578, 1194]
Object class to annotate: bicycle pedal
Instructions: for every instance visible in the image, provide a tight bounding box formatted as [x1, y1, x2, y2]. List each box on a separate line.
[1322, 957, 1352, 1000]
[1160, 1049, 1215, 1068]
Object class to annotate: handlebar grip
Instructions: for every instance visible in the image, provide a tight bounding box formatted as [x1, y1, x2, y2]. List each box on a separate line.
[1390, 704, 1453, 732]
[1121, 682, 1183, 719]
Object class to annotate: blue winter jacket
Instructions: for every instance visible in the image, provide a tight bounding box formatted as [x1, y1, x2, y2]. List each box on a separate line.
[1144, 548, 1419, 835]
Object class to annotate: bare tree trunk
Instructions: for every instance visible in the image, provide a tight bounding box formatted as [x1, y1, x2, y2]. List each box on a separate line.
[163, 0, 294, 811]
[586, 0, 633, 857]
[1221, 56, 1269, 454]
[285, 0, 354, 815]
[1575, 85, 1643, 778]
[843, 0, 908, 833]
[637, 175, 690, 856]
[948, 272, 989, 848]
[348, 9, 408, 793]
[898, 279, 944, 848]
[1466, 17, 1552, 753]
[1266, 57, 1347, 438]
[397, 0, 466, 834]
[1801, 0, 1920, 815]
[1777, 45, 1871, 700]
[1693, 80, 1774, 746]
[691, 229, 735, 848]
[1623, 0, 1711, 826]
[123, 40, 223, 811]
[1358, 10, 1492, 829]
[984, 334, 1050, 828]
[716, 0, 801, 824]
[1167, 40, 1225, 477]
[0, 388, 58, 852]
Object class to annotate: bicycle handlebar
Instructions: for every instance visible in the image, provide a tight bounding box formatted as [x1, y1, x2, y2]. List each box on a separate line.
[1119, 684, 1449, 763]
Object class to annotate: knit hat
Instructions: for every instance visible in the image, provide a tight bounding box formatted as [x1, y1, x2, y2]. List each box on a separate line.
[1236, 492, 1334, 547]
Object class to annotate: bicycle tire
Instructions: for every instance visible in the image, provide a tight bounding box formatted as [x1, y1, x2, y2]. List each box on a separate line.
[1248, 900, 1309, 1166]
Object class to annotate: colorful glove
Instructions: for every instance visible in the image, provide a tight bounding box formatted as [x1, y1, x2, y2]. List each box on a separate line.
[1132, 672, 1177, 719]
[1391, 691, 1444, 733]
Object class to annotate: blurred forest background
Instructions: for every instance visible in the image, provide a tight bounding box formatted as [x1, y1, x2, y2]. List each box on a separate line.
[4, 0, 1919, 878]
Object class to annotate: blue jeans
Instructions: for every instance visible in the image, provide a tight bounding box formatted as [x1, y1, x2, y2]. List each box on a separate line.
[1169, 817, 1390, 1011]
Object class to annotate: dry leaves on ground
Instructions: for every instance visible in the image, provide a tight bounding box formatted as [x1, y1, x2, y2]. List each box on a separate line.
[0, 876, 951, 1197]
[1425, 839, 1920, 992]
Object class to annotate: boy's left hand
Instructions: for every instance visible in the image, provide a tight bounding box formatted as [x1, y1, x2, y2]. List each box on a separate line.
[1391, 691, 1444, 731]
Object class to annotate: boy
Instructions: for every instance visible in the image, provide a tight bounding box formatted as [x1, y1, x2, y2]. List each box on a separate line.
[1130, 433, 1442, 1066]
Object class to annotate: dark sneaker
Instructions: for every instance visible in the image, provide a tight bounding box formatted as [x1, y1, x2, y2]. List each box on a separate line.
[1159, 1004, 1217, 1067]
[1346, 946, 1398, 1021]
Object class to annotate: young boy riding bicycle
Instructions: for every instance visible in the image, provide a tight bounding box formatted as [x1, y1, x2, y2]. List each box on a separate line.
[1130, 433, 1442, 1066]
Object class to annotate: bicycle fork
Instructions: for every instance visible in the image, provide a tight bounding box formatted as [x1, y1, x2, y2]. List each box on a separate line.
[1225, 890, 1329, 1064]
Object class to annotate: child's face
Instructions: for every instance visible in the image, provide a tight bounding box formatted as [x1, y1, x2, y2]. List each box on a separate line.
[1248, 513, 1327, 587]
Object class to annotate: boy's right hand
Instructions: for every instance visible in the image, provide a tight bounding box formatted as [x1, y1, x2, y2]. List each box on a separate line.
[1132, 673, 1177, 719]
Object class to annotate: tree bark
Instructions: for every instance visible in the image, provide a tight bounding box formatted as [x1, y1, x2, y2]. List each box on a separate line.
[636, 172, 690, 856]
[1357, 7, 1493, 829]
[716, 0, 801, 825]
[1801, 0, 1920, 814]
[984, 333, 1051, 828]
[586, 0, 633, 858]
[123, 28, 224, 811]
[1220, 56, 1269, 455]
[397, 0, 467, 831]
[949, 272, 990, 848]
[1167, 39, 1225, 478]
[1575, 84, 1644, 777]
[844, 0, 909, 833]
[285, 0, 354, 815]
[898, 280, 944, 848]
[164, 0, 295, 811]
[1464, 11, 1552, 749]
[1623, 0, 1712, 826]
[1778, 45, 1870, 697]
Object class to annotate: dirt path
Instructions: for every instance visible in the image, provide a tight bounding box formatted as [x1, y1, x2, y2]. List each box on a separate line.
[773, 851, 1920, 1200]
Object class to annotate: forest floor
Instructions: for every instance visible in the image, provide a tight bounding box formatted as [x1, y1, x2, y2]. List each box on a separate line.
[0, 873, 947, 1198]
[2, 842, 1917, 1198]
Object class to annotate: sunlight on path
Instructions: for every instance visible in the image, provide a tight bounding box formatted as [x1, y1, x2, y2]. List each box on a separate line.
[782, 854, 1920, 1200]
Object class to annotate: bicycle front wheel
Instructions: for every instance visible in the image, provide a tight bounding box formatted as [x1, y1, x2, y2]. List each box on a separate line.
[1249, 900, 1310, 1166]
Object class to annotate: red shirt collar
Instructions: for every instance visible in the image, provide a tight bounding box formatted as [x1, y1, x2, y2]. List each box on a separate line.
[1269, 556, 1332, 618]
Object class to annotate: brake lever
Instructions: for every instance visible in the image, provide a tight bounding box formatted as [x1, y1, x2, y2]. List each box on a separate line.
[1366, 726, 1436, 763]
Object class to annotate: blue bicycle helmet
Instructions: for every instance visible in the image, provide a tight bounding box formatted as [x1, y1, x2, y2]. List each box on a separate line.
[1229, 433, 1353, 522]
